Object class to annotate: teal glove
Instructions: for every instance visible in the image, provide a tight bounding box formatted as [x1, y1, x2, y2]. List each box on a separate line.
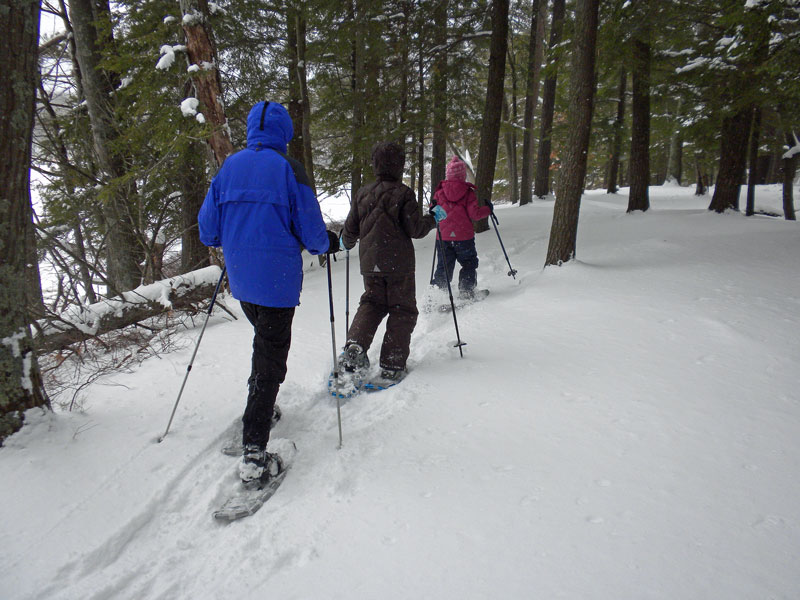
[340, 236, 348, 251]
[431, 205, 447, 223]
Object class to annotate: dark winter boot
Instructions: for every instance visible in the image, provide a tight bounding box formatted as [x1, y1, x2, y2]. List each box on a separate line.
[378, 367, 407, 383]
[339, 343, 370, 373]
[239, 444, 284, 486]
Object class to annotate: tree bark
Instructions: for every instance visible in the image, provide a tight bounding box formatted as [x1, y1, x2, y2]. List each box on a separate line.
[68, 0, 143, 291]
[544, 0, 599, 266]
[519, 0, 546, 205]
[287, 4, 304, 163]
[665, 98, 683, 184]
[627, 34, 650, 213]
[782, 131, 797, 221]
[745, 105, 761, 216]
[296, 7, 315, 190]
[606, 68, 626, 194]
[503, 94, 518, 205]
[709, 107, 752, 213]
[430, 0, 448, 191]
[179, 0, 234, 167]
[533, 0, 566, 198]
[474, 0, 510, 234]
[350, 0, 365, 199]
[180, 138, 211, 273]
[1, 0, 50, 444]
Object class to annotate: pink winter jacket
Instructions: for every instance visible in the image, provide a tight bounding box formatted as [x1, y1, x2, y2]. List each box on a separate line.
[432, 180, 491, 241]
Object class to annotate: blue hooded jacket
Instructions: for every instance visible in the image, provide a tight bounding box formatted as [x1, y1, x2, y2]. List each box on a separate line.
[198, 102, 329, 307]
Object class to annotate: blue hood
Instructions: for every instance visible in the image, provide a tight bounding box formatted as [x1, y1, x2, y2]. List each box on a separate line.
[246, 101, 293, 153]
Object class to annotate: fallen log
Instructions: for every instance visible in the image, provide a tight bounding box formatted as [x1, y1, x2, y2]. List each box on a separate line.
[35, 266, 226, 353]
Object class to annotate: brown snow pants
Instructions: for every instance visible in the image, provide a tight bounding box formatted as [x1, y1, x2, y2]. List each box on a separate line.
[346, 273, 418, 371]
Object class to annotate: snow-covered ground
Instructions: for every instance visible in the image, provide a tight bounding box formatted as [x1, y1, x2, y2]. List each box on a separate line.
[2, 184, 799, 600]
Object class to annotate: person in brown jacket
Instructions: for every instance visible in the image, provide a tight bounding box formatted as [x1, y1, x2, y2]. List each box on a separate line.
[339, 141, 446, 383]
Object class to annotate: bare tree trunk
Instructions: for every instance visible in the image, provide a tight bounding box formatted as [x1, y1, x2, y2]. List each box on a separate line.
[782, 131, 797, 221]
[694, 152, 707, 195]
[665, 98, 683, 184]
[68, 0, 143, 291]
[545, 0, 600, 266]
[545, 0, 599, 266]
[519, 0, 546, 206]
[287, 4, 304, 162]
[416, 34, 426, 206]
[430, 0, 448, 191]
[507, 49, 519, 204]
[607, 68, 626, 194]
[180, 138, 211, 273]
[297, 7, 315, 190]
[627, 34, 650, 213]
[503, 94, 519, 204]
[474, 0, 510, 234]
[179, 0, 234, 167]
[1, 0, 50, 443]
[709, 107, 752, 213]
[533, 0, 566, 198]
[746, 104, 761, 216]
[350, 0, 364, 199]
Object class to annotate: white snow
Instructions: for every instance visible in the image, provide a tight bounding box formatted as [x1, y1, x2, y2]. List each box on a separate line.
[2, 184, 800, 599]
[181, 97, 199, 117]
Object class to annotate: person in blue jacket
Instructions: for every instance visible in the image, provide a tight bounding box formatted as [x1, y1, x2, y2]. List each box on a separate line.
[198, 101, 339, 486]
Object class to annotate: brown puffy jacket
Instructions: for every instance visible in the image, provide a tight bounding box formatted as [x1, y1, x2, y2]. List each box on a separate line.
[342, 179, 436, 275]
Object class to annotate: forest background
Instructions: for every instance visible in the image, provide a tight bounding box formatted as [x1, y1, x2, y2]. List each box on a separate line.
[1, 0, 799, 440]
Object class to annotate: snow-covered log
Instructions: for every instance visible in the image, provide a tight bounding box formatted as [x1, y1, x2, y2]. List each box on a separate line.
[35, 266, 224, 353]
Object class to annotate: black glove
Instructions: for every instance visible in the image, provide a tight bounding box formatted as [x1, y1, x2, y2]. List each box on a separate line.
[485, 199, 494, 213]
[326, 230, 340, 254]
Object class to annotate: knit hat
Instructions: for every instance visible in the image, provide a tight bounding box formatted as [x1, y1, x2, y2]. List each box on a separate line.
[446, 155, 466, 182]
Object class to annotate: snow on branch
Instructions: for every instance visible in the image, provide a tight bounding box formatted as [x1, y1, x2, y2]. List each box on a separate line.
[34, 266, 225, 353]
[783, 132, 800, 159]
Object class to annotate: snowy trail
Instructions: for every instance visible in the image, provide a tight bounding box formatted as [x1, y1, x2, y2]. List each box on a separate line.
[2, 186, 800, 599]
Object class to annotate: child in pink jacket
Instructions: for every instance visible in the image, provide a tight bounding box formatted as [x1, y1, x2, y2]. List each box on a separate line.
[430, 156, 492, 299]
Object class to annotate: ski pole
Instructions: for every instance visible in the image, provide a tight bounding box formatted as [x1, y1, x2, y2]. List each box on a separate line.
[429, 240, 437, 285]
[434, 220, 466, 358]
[345, 248, 350, 334]
[158, 265, 227, 443]
[327, 251, 344, 449]
[488, 207, 518, 279]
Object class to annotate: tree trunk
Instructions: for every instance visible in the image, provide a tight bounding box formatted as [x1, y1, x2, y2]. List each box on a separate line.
[1, 0, 50, 444]
[474, 0, 510, 234]
[296, 6, 314, 190]
[627, 34, 650, 213]
[694, 152, 707, 195]
[350, 0, 364, 199]
[709, 107, 752, 213]
[746, 105, 761, 216]
[533, 0, 566, 198]
[416, 34, 426, 206]
[430, 0, 448, 191]
[519, 0, 546, 205]
[287, 4, 304, 162]
[179, 0, 233, 167]
[68, 0, 143, 292]
[782, 131, 797, 221]
[545, 0, 599, 266]
[607, 68, 626, 194]
[180, 138, 211, 273]
[503, 94, 518, 204]
[665, 98, 683, 184]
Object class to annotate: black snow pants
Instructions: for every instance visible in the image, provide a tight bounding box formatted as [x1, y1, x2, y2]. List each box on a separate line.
[240, 301, 295, 449]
